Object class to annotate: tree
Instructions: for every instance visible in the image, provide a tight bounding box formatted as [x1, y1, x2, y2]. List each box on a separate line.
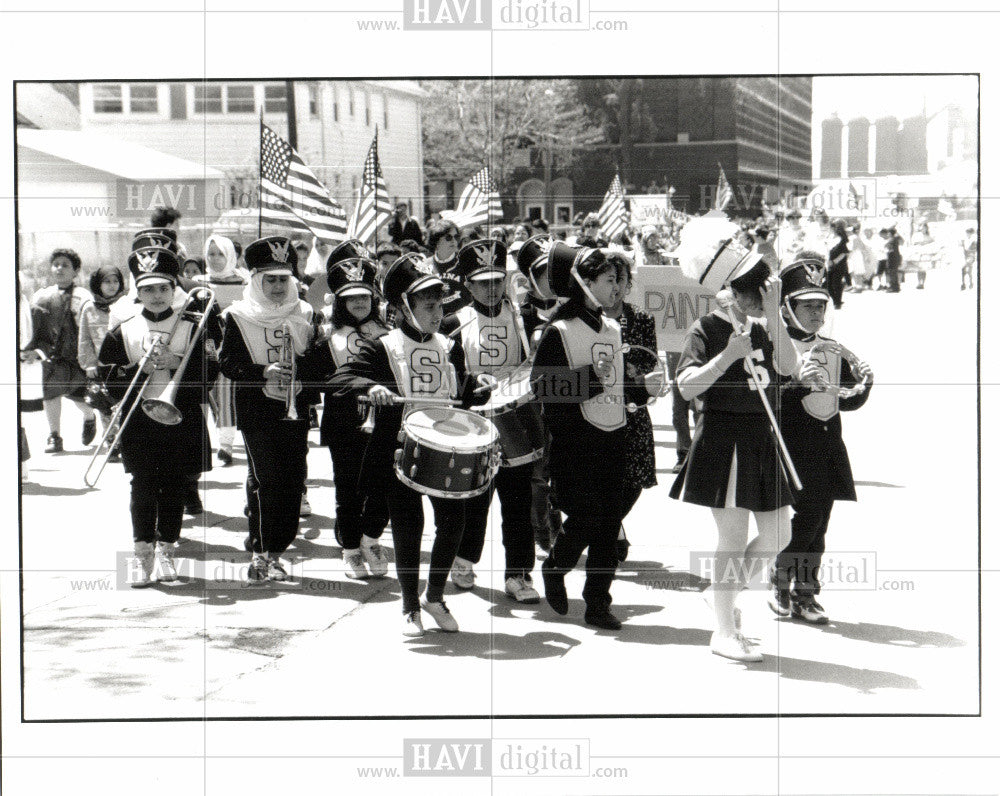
[420, 79, 604, 191]
[575, 79, 656, 190]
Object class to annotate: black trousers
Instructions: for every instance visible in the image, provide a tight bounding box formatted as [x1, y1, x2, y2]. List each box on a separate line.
[329, 431, 389, 550]
[130, 470, 186, 544]
[773, 496, 834, 597]
[545, 456, 624, 612]
[530, 436, 561, 539]
[386, 477, 466, 613]
[457, 462, 535, 580]
[243, 422, 308, 556]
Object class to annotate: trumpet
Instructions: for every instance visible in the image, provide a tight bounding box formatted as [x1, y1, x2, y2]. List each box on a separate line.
[262, 321, 302, 421]
[84, 288, 216, 487]
[801, 340, 871, 399]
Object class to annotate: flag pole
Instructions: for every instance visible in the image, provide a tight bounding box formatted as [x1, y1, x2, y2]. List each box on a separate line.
[373, 125, 379, 254]
[257, 111, 264, 239]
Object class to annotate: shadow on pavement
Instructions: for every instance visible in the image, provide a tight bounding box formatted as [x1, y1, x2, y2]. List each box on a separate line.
[21, 482, 92, 497]
[405, 629, 581, 660]
[804, 619, 965, 648]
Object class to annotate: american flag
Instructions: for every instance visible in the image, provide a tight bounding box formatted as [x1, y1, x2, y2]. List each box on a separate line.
[259, 122, 347, 245]
[597, 173, 628, 240]
[715, 164, 734, 211]
[347, 130, 392, 247]
[453, 166, 503, 228]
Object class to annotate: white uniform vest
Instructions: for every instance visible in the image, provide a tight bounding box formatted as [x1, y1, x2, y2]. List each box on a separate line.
[791, 334, 842, 421]
[551, 315, 625, 431]
[328, 320, 388, 369]
[382, 328, 457, 402]
[119, 311, 195, 404]
[456, 303, 524, 376]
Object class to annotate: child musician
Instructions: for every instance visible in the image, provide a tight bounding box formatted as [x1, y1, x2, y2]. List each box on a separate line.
[530, 243, 651, 630]
[220, 236, 324, 583]
[328, 255, 491, 638]
[670, 245, 801, 662]
[441, 239, 540, 604]
[770, 256, 873, 623]
[318, 241, 391, 579]
[98, 247, 217, 587]
[515, 235, 565, 552]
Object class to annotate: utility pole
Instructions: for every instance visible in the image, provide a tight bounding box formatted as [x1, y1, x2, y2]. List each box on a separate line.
[285, 80, 298, 149]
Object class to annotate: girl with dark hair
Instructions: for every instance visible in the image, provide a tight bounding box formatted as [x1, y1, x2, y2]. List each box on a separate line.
[318, 256, 391, 579]
[78, 266, 127, 451]
[531, 245, 650, 630]
[25, 249, 97, 453]
[601, 252, 660, 563]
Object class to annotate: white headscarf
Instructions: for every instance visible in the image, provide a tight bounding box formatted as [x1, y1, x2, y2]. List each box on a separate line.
[202, 235, 246, 281]
[226, 271, 314, 353]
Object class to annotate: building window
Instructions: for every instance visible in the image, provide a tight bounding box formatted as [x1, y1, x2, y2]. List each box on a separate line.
[307, 84, 319, 117]
[349, 89, 355, 117]
[93, 84, 123, 113]
[264, 83, 287, 114]
[227, 84, 255, 113]
[365, 93, 371, 126]
[129, 84, 158, 113]
[194, 83, 223, 114]
[383, 95, 389, 130]
[332, 89, 339, 122]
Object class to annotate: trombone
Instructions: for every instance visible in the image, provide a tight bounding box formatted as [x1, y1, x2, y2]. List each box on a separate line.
[83, 287, 216, 487]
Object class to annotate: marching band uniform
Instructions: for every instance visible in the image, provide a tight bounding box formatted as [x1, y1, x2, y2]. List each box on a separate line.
[97, 247, 217, 587]
[516, 236, 564, 551]
[327, 255, 489, 637]
[531, 243, 647, 630]
[770, 260, 873, 623]
[441, 240, 540, 604]
[317, 242, 391, 579]
[220, 236, 324, 582]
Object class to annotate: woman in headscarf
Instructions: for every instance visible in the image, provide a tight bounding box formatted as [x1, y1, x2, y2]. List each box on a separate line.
[196, 235, 248, 465]
[220, 237, 325, 582]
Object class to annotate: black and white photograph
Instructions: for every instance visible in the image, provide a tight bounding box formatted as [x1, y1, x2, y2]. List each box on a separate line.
[1, 3, 996, 795]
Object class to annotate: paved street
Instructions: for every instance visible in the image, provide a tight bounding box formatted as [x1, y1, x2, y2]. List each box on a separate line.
[17, 266, 979, 720]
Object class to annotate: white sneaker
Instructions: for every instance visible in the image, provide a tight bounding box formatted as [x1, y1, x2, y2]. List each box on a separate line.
[299, 494, 312, 518]
[710, 631, 763, 663]
[154, 541, 178, 582]
[421, 598, 459, 632]
[360, 537, 389, 577]
[504, 575, 541, 604]
[402, 610, 425, 638]
[450, 557, 475, 590]
[343, 550, 369, 579]
[130, 542, 155, 589]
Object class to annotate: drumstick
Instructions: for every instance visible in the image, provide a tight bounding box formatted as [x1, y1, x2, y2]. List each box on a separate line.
[358, 394, 459, 407]
[715, 290, 803, 492]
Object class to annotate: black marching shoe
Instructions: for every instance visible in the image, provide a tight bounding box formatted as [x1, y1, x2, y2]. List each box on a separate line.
[791, 595, 829, 624]
[184, 485, 204, 515]
[584, 608, 622, 631]
[45, 433, 64, 454]
[767, 585, 792, 617]
[541, 560, 568, 615]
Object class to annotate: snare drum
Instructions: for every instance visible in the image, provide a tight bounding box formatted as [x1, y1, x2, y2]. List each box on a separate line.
[472, 366, 546, 467]
[394, 407, 500, 499]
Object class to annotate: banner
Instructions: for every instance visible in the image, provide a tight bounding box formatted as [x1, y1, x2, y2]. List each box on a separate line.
[629, 194, 670, 227]
[632, 265, 716, 353]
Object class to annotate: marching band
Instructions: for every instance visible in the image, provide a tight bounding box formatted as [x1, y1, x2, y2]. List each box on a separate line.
[31, 216, 876, 664]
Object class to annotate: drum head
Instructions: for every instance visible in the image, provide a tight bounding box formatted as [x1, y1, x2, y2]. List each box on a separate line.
[480, 364, 533, 412]
[403, 407, 498, 451]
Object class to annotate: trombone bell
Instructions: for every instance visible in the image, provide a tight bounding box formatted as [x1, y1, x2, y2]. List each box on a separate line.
[141, 397, 183, 425]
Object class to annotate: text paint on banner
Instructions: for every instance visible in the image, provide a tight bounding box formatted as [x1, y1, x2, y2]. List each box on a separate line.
[629, 194, 671, 227]
[632, 265, 716, 353]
